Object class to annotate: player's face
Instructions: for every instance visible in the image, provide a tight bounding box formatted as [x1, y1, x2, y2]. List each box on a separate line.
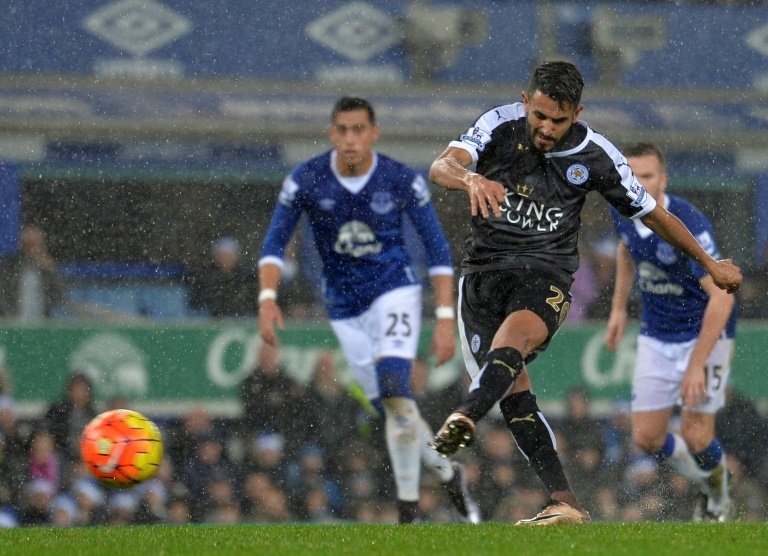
[627, 153, 668, 202]
[522, 90, 583, 152]
[328, 109, 380, 175]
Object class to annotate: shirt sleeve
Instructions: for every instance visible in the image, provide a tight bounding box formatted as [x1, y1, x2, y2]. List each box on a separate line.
[258, 175, 303, 267]
[448, 104, 526, 164]
[589, 133, 657, 219]
[405, 174, 453, 273]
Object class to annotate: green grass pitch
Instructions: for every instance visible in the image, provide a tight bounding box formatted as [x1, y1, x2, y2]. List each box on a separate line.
[1, 522, 766, 556]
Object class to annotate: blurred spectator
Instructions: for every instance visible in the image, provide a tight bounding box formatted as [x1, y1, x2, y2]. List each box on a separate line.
[567, 242, 599, 323]
[185, 236, 256, 318]
[410, 357, 468, 433]
[601, 400, 634, 478]
[0, 383, 26, 508]
[301, 350, 365, 473]
[622, 457, 660, 502]
[106, 492, 137, 526]
[27, 430, 60, 489]
[716, 385, 768, 487]
[206, 501, 242, 524]
[585, 236, 620, 319]
[0, 224, 64, 320]
[42, 372, 98, 485]
[240, 471, 294, 523]
[180, 431, 235, 521]
[277, 237, 324, 318]
[417, 475, 453, 523]
[202, 470, 240, 523]
[0, 508, 19, 529]
[70, 476, 107, 526]
[559, 387, 605, 456]
[336, 440, 385, 518]
[133, 475, 170, 525]
[287, 445, 343, 520]
[243, 432, 290, 493]
[50, 494, 77, 527]
[473, 421, 521, 518]
[167, 406, 214, 473]
[302, 482, 335, 522]
[240, 342, 306, 457]
[592, 486, 620, 522]
[19, 479, 55, 525]
[240, 471, 273, 519]
[166, 497, 192, 524]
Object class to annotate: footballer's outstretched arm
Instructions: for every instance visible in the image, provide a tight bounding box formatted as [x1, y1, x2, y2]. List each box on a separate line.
[641, 205, 742, 293]
[680, 276, 735, 409]
[406, 189, 456, 366]
[605, 242, 635, 352]
[258, 198, 302, 345]
[429, 146, 506, 219]
[258, 261, 284, 346]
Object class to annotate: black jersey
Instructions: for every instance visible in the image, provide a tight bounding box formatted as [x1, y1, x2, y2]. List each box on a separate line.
[449, 103, 657, 282]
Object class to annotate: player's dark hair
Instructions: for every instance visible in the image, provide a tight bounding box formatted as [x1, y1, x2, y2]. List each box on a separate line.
[332, 97, 376, 124]
[528, 61, 584, 110]
[623, 142, 666, 167]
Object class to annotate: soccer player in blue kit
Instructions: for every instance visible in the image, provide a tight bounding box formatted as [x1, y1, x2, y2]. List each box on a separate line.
[605, 143, 738, 522]
[428, 61, 742, 525]
[258, 97, 480, 524]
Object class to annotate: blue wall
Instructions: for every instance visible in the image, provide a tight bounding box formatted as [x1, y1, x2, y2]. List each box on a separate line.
[3, 1, 768, 89]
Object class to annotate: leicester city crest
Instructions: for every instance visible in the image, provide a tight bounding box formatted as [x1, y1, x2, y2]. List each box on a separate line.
[566, 164, 589, 185]
[370, 191, 395, 214]
[470, 334, 481, 354]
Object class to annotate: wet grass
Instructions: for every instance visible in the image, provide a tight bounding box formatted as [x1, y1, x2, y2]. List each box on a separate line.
[0, 521, 765, 556]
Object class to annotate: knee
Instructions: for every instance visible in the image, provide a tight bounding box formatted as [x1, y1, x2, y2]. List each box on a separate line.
[382, 397, 418, 419]
[632, 430, 665, 454]
[681, 428, 711, 453]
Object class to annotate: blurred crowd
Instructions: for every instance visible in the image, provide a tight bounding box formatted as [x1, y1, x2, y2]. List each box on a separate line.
[2, 224, 767, 322]
[1, 345, 768, 529]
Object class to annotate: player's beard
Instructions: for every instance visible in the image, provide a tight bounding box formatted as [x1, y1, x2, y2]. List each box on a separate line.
[526, 124, 555, 153]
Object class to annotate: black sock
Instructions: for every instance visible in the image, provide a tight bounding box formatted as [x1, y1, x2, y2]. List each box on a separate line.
[458, 347, 523, 422]
[397, 500, 419, 524]
[500, 390, 571, 493]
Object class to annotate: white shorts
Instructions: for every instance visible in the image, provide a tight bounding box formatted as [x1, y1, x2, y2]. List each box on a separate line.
[631, 334, 734, 414]
[330, 285, 422, 400]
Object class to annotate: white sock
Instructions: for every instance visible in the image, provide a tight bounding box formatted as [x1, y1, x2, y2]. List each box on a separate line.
[419, 415, 455, 483]
[665, 432, 707, 487]
[383, 397, 421, 501]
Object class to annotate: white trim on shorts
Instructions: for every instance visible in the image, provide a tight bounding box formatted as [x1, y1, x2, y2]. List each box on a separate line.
[329, 285, 422, 400]
[457, 276, 483, 392]
[631, 334, 734, 414]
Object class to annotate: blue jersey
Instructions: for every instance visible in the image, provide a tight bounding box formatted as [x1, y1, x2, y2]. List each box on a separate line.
[260, 150, 453, 319]
[611, 194, 737, 342]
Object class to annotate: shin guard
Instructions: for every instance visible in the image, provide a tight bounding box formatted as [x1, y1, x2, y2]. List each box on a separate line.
[500, 390, 571, 493]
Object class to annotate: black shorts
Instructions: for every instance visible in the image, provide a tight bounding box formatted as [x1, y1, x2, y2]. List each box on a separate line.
[459, 267, 572, 366]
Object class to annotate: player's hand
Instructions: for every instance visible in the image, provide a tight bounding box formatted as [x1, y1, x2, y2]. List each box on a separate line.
[466, 174, 507, 219]
[708, 258, 742, 294]
[430, 318, 456, 366]
[258, 299, 284, 346]
[605, 308, 628, 352]
[680, 364, 707, 409]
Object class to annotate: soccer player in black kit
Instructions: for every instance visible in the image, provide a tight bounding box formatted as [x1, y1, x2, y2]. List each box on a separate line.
[428, 61, 742, 525]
